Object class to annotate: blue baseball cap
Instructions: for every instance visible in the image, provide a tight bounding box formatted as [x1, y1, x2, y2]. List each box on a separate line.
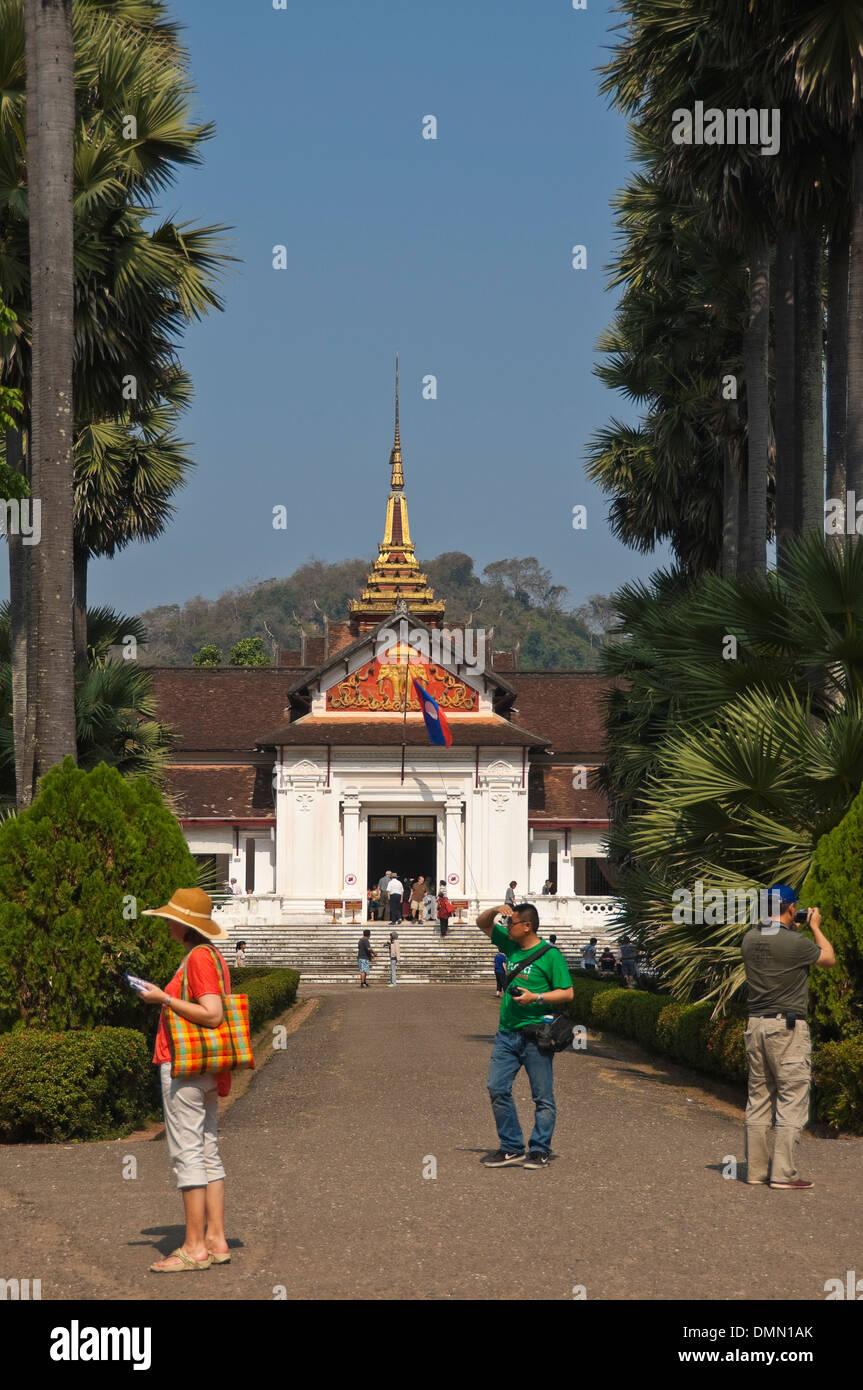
[768, 883, 798, 907]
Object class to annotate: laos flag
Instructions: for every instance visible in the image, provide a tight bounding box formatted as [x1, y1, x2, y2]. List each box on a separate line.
[413, 678, 453, 747]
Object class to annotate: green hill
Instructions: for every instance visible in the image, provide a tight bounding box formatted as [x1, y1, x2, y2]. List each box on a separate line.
[139, 552, 615, 670]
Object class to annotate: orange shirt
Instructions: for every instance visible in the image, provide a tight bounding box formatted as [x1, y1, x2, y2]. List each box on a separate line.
[153, 945, 232, 1097]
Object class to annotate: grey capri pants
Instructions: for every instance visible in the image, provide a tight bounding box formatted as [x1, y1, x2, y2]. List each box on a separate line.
[159, 1062, 226, 1189]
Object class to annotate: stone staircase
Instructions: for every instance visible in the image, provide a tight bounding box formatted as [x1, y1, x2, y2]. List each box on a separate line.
[226, 919, 626, 984]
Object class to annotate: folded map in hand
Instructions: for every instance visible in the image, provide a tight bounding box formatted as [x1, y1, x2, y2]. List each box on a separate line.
[125, 973, 153, 993]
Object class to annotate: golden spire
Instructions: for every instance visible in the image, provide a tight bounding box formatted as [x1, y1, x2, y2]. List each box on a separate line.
[389, 353, 404, 489]
[347, 358, 445, 630]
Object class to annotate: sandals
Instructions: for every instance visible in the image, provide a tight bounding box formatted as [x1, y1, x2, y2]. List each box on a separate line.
[149, 1247, 213, 1273]
[207, 1248, 231, 1265]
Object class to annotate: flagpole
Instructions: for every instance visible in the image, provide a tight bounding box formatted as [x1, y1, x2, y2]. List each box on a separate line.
[400, 644, 409, 785]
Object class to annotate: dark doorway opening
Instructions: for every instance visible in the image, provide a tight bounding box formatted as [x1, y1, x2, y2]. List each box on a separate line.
[368, 834, 437, 904]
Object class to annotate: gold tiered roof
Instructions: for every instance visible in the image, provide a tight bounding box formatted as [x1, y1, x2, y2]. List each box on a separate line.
[349, 357, 446, 629]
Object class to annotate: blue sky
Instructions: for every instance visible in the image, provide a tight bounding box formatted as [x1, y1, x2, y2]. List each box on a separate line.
[82, 0, 667, 617]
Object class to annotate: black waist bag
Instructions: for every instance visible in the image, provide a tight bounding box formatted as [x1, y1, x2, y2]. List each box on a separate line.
[503, 943, 575, 1053]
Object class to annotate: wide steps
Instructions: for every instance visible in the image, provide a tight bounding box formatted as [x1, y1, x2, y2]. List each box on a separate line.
[225, 920, 622, 980]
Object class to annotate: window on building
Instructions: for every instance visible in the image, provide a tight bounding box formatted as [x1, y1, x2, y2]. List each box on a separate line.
[193, 853, 230, 893]
[547, 839, 558, 892]
[586, 857, 614, 895]
[244, 838, 256, 894]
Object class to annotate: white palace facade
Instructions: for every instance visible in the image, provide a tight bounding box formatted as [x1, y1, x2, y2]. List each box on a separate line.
[150, 382, 617, 931]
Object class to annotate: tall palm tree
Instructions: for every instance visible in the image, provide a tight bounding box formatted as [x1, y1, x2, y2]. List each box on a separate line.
[598, 0, 779, 570]
[71, 371, 193, 667]
[588, 156, 748, 575]
[24, 0, 76, 787]
[600, 533, 863, 1005]
[787, 1, 863, 501]
[0, 0, 232, 801]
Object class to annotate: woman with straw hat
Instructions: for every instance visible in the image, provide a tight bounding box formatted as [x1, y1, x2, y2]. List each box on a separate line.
[137, 887, 233, 1273]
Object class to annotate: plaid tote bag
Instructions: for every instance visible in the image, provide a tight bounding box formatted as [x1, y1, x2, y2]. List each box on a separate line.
[167, 945, 255, 1078]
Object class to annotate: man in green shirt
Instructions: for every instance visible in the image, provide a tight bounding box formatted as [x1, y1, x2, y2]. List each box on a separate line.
[741, 883, 834, 1191]
[476, 900, 573, 1169]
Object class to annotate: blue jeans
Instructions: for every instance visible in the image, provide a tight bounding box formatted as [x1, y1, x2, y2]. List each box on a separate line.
[487, 1028, 556, 1155]
[389, 957, 398, 985]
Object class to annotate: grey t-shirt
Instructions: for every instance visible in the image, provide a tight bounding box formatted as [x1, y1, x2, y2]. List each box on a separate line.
[741, 926, 821, 1016]
[357, 937, 372, 961]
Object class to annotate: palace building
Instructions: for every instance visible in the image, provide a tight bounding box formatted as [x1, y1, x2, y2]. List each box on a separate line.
[150, 371, 615, 926]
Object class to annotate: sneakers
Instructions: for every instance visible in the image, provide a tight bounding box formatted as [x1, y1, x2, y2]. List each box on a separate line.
[523, 1151, 550, 1169]
[480, 1150, 525, 1167]
[770, 1178, 814, 1190]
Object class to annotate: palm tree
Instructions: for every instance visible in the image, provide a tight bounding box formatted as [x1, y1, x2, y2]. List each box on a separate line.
[588, 158, 748, 575]
[0, 0, 232, 801]
[0, 600, 173, 804]
[600, 533, 863, 1005]
[786, 1, 863, 503]
[71, 368, 193, 667]
[24, 0, 76, 787]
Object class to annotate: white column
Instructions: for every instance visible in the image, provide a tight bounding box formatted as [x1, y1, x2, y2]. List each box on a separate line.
[444, 795, 463, 892]
[342, 789, 360, 893]
[558, 846, 576, 896]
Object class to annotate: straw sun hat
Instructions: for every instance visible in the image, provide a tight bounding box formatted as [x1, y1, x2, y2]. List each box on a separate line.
[141, 887, 229, 942]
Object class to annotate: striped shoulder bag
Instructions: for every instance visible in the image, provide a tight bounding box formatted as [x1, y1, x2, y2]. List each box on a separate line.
[167, 945, 255, 1078]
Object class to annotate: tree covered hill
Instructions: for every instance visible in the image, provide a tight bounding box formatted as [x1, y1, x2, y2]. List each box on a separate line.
[138, 552, 615, 670]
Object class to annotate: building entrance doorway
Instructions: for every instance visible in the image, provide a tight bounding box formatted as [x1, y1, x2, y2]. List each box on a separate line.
[368, 817, 438, 915]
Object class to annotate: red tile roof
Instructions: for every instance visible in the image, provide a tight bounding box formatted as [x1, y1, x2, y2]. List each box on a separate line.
[150, 669, 305, 752]
[164, 764, 276, 820]
[510, 673, 612, 756]
[528, 765, 608, 823]
[256, 714, 549, 748]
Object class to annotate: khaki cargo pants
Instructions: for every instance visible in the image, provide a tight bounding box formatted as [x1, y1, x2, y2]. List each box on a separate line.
[744, 1016, 811, 1184]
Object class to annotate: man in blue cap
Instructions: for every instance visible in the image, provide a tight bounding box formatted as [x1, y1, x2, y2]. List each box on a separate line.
[740, 884, 834, 1190]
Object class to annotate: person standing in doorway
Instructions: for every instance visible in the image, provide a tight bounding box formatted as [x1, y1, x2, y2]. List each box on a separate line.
[542, 879, 554, 895]
[378, 869, 391, 918]
[387, 872, 404, 924]
[357, 929, 376, 987]
[409, 875, 426, 922]
[741, 884, 834, 1190]
[387, 931, 400, 987]
[476, 900, 573, 1169]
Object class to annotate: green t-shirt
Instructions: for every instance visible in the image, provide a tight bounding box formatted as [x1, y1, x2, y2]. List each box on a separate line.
[492, 924, 573, 1032]
[741, 925, 821, 1016]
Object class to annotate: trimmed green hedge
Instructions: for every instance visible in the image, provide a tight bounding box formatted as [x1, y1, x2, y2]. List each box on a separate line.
[567, 978, 749, 1088]
[812, 1036, 863, 1132]
[0, 968, 302, 1143]
[0, 1028, 158, 1143]
[242, 968, 301, 1033]
[566, 976, 863, 1131]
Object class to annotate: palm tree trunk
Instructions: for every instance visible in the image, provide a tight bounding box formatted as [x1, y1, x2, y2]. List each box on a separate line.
[743, 241, 771, 572]
[797, 231, 825, 536]
[25, 0, 77, 782]
[826, 225, 850, 535]
[6, 427, 37, 806]
[774, 228, 797, 570]
[721, 403, 742, 578]
[847, 137, 863, 500]
[73, 536, 88, 670]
